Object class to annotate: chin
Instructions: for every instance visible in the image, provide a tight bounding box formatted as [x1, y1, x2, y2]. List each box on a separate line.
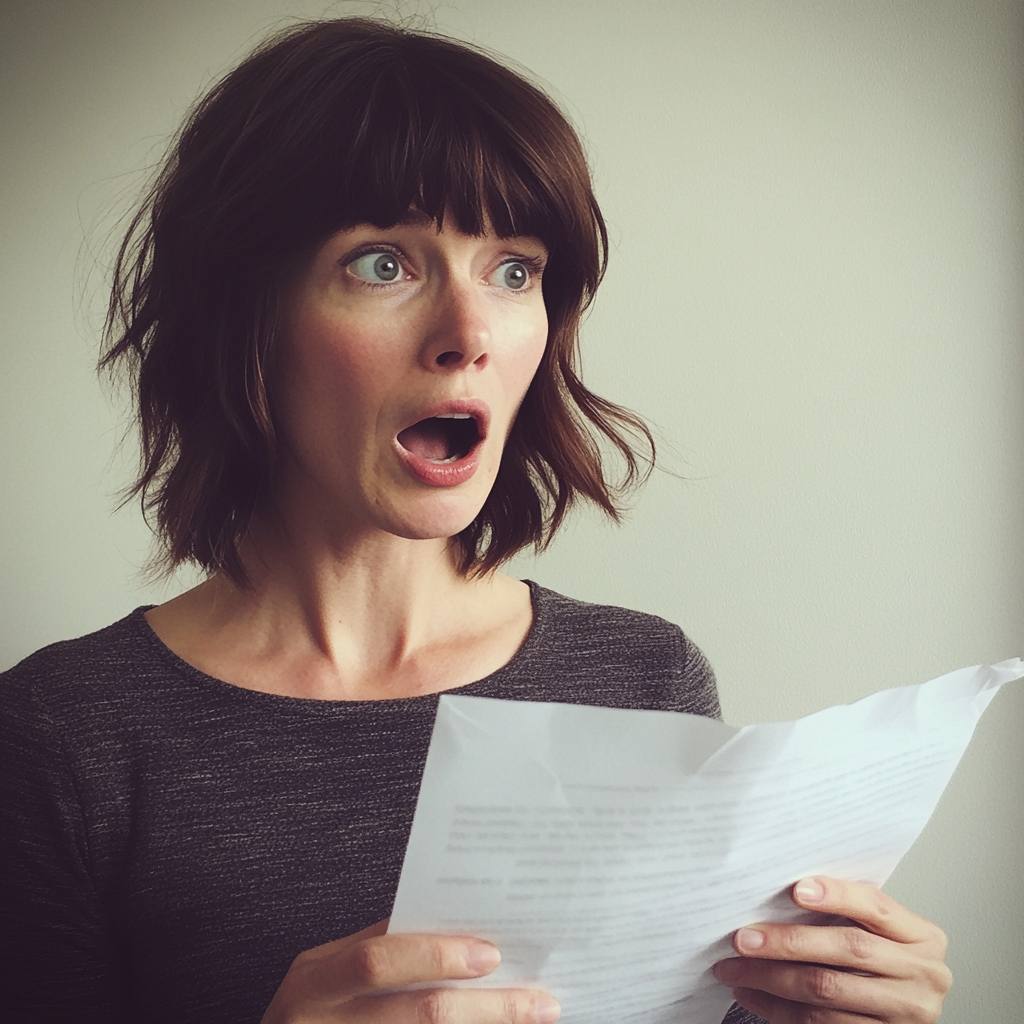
[379, 489, 489, 544]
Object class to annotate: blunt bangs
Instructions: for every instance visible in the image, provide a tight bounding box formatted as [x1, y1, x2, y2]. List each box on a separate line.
[189, 25, 602, 305]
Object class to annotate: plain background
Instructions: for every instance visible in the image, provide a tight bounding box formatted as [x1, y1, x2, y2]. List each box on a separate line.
[1, 1, 1021, 1019]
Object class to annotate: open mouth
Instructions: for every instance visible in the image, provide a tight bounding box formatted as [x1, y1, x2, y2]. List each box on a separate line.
[397, 414, 480, 464]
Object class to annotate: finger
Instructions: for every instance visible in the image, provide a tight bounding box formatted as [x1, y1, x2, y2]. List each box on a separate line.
[347, 987, 561, 1024]
[726, 919, 918, 978]
[790, 877, 944, 947]
[316, 933, 504, 999]
[715, 956, 901, 1018]
[731, 985, 875, 1024]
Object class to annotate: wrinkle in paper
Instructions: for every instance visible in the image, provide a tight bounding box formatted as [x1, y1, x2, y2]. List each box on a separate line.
[389, 659, 1024, 1024]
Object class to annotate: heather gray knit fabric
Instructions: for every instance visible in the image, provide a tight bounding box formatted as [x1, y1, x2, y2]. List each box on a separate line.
[0, 583, 764, 1024]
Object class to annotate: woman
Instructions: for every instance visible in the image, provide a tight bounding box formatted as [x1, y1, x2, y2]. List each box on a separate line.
[0, 18, 951, 1024]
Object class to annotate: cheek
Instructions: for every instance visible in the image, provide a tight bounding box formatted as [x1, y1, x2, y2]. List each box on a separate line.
[505, 308, 549, 392]
[283, 315, 392, 418]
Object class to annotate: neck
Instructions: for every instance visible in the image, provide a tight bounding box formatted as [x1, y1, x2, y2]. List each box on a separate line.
[236, 511, 472, 665]
[146, 507, 531, 701]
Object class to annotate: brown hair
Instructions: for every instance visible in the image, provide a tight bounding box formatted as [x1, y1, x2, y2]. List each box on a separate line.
[102, 17, 654, 583]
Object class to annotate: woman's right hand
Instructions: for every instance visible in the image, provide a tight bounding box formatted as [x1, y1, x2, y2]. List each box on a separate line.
[260, 920, 561, 1024]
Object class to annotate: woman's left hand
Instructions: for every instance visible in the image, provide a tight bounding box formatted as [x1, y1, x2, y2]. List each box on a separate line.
[712, 877, 953, 1023]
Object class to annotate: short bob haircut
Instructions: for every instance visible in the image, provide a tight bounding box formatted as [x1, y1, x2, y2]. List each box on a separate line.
[102, 17, 654, 584]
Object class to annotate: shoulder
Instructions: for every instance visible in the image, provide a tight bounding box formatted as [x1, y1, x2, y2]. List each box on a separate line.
[2, 609, 154, 712]
[0, 608, 202, 873]
[0, 609, 175, 765]
[502, 583, 720, 719]
[0, 615, 149, 867]
[531, 584, 701, 661]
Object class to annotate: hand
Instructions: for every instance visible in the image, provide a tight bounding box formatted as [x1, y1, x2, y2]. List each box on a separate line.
[712, 877, 952, 1024]
[261, 919, 561, 1024]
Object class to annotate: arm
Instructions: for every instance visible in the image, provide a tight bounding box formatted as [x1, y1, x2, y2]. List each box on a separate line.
[0, 671, 128, 1023]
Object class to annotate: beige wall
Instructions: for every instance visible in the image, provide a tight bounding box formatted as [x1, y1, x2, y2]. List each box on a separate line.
[1, 1, 1021, 1019]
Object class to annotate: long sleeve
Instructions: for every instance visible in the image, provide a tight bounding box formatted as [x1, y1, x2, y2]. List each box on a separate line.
[0, 670, 128, 1023]
[722, 1001, 769, 1024]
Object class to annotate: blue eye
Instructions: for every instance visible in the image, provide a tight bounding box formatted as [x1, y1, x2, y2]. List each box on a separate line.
[494, 261, 529, 290]
[349, 252, 403, 283]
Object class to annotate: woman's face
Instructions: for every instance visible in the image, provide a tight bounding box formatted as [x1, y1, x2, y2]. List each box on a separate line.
[275, 214, 549, 543]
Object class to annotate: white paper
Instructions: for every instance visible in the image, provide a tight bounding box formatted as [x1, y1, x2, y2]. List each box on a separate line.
[389, 659, 1024, 1024]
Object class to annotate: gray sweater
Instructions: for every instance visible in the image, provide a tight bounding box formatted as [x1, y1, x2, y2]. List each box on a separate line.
[0, 583, 762, 1024]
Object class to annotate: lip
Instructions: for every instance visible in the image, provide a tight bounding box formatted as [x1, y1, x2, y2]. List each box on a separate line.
[393, 398, 491, 487]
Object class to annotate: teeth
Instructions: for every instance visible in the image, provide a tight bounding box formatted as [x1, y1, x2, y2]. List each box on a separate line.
[433, 413, 473, 419]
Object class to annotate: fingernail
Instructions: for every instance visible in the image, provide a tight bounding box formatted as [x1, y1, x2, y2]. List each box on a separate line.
[464, 941, 501, 974]
[795, 877, 826, 904]
[714, 959, 741, 983]
[736, 928, 765, 952]
[535, 994, 561, 1023]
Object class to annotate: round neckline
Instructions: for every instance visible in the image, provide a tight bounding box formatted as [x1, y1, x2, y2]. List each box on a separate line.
[130, 579, 546, 709]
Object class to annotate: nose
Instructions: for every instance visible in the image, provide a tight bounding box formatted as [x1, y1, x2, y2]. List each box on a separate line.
[419, 278, 490, 372]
